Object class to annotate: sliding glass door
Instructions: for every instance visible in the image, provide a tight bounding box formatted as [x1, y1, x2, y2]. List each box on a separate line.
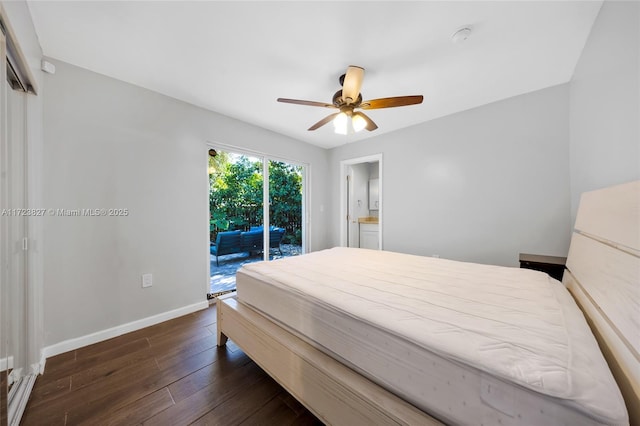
[208, 151, 263, 296]
[208, 149, 306, 297]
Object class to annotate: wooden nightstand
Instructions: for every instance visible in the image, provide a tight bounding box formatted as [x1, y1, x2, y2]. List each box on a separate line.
[519, 253, 567, 281]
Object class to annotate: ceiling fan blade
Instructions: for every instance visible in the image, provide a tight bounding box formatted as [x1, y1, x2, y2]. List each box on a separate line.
[277, 98, 336, 108]
[308, 112, 340, 131]
[353, 111, 378, 131]
[360, 95, 423, 110]
[342, 66, 364, 105]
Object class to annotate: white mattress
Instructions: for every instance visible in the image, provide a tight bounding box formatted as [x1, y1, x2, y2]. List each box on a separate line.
[236, 248, 628, 426]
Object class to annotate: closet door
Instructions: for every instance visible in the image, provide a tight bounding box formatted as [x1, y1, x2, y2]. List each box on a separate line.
[0, 28, 9, 426]
[6, 73, 27, 399]
[1, 26, 29, 426]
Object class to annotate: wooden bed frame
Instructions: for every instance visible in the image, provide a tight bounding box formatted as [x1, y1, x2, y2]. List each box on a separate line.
[217, 180, 639, 425]
[563, 180, 639, 424]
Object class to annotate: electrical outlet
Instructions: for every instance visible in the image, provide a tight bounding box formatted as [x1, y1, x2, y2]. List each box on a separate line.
[432, 254, 440, 258]
[142, 273, 153, 288]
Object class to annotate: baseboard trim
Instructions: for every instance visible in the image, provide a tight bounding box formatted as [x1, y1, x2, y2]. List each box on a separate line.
[43, 300, 209, 358]
[37, 353, 46, 375]
[0, 355, 14, 372]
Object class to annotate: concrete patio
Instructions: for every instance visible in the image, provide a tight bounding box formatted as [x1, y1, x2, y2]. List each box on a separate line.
[209, 244, 302, 297]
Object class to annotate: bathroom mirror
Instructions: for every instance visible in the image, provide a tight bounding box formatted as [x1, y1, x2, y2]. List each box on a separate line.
[369, 178, 379, 210]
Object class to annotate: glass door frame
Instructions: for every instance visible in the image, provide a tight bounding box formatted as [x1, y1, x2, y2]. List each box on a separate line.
[205, 142, 309, 288]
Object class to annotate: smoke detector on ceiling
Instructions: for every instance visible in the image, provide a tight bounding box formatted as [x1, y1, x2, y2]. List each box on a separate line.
[451, 27, 472, 44]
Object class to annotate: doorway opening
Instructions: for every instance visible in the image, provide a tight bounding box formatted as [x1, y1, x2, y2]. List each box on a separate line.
[340, 154, 382, 250]
[207, 147, 306, 297]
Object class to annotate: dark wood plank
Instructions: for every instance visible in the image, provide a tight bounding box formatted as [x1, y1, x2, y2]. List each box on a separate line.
[66, 346, 218, 424]
[143, 358, 266, 425]
[32, 357, 160, 422]
[279, 392, 309, 416]
[40, 349, 76, 373]
[291, 410, 326, 426]
[101, 387, 175, 426]
[167, 348, 251, 403]
[20, 406, 67, 426]
[190, 375, 282, 426]
[24, 376, 71, 408]
[1, 371, 7, 426]
[40, 337, 151, 384]
[239, 390, 300, 426]
[148, 322, 213, 350]
[153, 332, 217, 371]
[21, 305, 321, 426]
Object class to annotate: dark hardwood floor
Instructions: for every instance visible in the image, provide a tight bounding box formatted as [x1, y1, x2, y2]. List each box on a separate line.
[22, 305, 322, 425]
[1, 371, 7, 425]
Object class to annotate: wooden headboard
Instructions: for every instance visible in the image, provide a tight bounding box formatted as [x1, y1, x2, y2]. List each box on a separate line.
[563, 180, 639, 425]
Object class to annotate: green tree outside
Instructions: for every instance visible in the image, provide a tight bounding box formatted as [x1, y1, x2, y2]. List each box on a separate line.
[209, 154, 303, 245]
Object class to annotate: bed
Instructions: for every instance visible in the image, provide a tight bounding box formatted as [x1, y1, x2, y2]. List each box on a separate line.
[217, 180, 638, 426]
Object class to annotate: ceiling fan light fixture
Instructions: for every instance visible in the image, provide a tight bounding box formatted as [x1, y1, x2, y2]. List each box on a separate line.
[352, 113, 367, 132]
[333, 111, 350, 135]
[278, 65, 423, 133]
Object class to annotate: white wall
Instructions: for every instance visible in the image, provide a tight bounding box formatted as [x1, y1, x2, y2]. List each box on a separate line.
[42, 60, 329, 347]
[329, 84, 571, 266]
[569, 0, 640, 218]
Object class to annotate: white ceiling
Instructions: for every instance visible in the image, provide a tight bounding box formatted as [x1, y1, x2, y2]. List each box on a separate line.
[27, 1, 602, 149]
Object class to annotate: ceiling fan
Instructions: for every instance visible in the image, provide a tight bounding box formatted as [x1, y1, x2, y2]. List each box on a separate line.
[277, 66, 423, 135]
